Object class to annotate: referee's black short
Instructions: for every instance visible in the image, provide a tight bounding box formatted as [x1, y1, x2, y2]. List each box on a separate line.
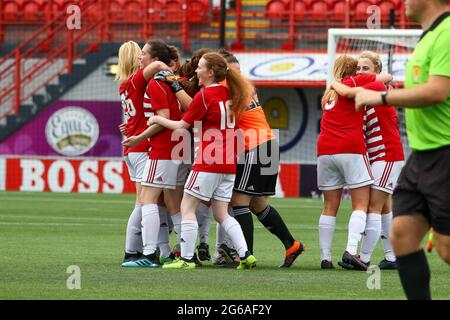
[234, 139, 279, 196]
[393, 145, 450, 235]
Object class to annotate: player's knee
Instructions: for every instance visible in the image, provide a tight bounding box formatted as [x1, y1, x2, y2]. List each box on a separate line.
[435, 242, 450, 265]
[322, 204, 339, 216]
[249, 202, 266, 214]
[389, 222, 406, 247]
[164, 200, 179, 214]
[368, 202, 383, 214]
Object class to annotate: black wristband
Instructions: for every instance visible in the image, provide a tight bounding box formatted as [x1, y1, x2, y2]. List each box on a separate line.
[171, 81, 183, 93]
[381, 91, 388, 105]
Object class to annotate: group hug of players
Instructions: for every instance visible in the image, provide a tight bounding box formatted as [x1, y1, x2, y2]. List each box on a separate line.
[116, 40, 304, 269]
[117, 39, 403, 271]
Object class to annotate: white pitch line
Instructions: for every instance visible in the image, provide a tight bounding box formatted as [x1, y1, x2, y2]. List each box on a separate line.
[0, 196, 132, 205]
[0, 196, 344, 210]
[0, 221, 348, 231]
[0, 214, 125, 222]
[0, 221, 119, 227]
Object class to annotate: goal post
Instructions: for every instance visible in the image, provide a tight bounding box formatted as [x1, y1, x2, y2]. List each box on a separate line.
[326, 28, 423, 86]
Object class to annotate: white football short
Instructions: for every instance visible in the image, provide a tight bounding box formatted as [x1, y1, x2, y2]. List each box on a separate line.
[184, 170, 235, 202]
[124, 152, 148, 182]
[317, 153, 374, 190]
[141, 159, 182, 189]
[370, 160, 404, 194]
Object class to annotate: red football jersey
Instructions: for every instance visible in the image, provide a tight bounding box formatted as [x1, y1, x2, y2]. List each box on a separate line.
[363, 82, 404, 163]
[182, 84, 237, 174]
[144, 79, 182, 160]
[317, 73, 376, 156]
[119, 69, 150, 155]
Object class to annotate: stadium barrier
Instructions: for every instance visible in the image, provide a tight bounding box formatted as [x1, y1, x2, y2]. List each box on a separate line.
[0, 156, 307, 197]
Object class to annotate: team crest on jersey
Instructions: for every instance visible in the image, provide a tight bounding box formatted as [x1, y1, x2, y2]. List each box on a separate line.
[45, 107, 99, 156]
[412, 65, 421, 82]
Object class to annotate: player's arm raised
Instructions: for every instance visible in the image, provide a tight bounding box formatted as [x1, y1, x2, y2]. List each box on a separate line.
[143, 61, 171, 81]
[332, 80, 364, 98]
[376, 73, 393, 83]
[175, 91, 193, 112]
[154, 71, 193, 111]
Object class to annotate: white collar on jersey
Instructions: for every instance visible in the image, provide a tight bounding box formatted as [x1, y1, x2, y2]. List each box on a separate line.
[205, 83, 222, 88]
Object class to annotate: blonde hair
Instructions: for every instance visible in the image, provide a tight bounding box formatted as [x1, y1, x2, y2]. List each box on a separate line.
[116, 41, 141, 83]
[201, 52, 253, 119]
[322, 55, 358, 106]
[359, 50, 383, 74]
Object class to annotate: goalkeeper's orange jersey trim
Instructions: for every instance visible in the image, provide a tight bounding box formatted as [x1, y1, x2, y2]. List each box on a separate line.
[239, 94, 276, 151]
[219, 80, 275, 150]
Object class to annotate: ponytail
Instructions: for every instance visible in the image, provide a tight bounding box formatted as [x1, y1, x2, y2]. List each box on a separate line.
[202, 52, 253, 119]
[322, 55, 358, 108]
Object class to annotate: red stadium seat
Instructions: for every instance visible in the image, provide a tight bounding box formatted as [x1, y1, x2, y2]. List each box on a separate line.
[109, 0, 124, 19]
[165, 0, 183, 22]
[124, 1, 145, 19]
[3, 0, 23, 20]
[148, 0, 166, 22]
[51, 0, 73, 15]
[149, 0, 167, 12]
[310, 1, 329, 19]
[294, 0, 310, 18]
[388, 0, 402, 9]
[23, 1, 43, 20]
[165, 0, 182, 12]
[332, 0, 348, 17]
[266, 0, 288, 19]
[188, 1, 209, 23]
[353, 0, 375, 19]
[377, 0, 396, 17]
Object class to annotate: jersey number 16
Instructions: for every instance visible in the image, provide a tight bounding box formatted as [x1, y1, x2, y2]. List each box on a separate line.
[219, 100, 235, 130]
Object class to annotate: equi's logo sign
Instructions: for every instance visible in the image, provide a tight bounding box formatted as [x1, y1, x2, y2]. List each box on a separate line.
[45, 107, 99, 156]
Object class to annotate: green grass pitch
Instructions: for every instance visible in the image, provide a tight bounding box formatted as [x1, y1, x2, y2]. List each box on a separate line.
[0, 191, 448, 300]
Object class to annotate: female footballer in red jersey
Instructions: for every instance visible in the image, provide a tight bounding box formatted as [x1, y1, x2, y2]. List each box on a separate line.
[148, 52, 257, 269]
[317, 55, 392, 270]
[125, 48, 217, 264]
[217, 49, 305, 268]
[121, 40, 185, 268]
[116, 41, 170, 266]
[169, 48, 216, 263]
[332, 51, 405, 269]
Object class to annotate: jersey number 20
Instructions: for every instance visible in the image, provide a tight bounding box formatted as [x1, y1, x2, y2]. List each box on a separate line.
[121, 94, 136, 120]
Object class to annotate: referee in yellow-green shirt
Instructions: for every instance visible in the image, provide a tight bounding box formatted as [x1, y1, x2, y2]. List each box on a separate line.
[355, 0, 450, 300]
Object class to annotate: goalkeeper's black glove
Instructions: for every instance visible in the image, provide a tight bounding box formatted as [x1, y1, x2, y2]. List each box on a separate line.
[154, 70, 183, 93]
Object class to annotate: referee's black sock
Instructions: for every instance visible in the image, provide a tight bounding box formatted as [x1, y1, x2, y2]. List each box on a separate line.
[232, 206, 254, 254]
[256, 205, 295, 250]
[396, 249, 431, 300]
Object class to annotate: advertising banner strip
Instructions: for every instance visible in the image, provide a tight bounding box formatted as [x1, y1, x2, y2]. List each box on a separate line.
[1, 157, 302, 197]
[4, 157, 135, 193]
[234, 52, 411, 83]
